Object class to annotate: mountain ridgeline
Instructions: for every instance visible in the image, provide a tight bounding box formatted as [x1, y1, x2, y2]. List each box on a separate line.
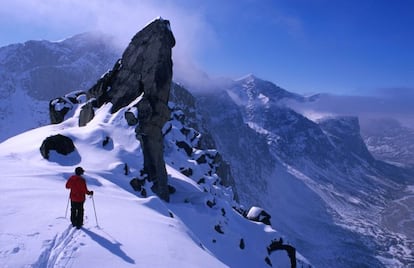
[0, 21, 413, 267]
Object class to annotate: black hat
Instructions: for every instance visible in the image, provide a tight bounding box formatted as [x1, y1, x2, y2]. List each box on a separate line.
[75, 166, 84, 175]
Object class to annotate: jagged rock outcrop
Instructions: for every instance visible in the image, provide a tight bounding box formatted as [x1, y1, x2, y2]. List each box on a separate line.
[168, 84, 238, 200]
[49, 18, 175, 201]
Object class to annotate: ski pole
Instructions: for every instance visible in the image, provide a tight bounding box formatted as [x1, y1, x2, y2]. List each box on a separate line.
[65, 195, 70, 218]
[91, 195, 99, 227]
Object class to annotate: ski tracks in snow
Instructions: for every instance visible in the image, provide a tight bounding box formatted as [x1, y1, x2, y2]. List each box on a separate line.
[32, 222, 85, 268]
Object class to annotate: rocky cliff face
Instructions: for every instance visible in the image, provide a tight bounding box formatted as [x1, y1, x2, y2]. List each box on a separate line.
[361, 117, 414, 168]
[50, 18, 176, 201]
[193, 75, 413, 267]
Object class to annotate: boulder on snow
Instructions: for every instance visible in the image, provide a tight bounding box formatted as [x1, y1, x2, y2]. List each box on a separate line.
[246, 206, 272, 225]
[40, 134, 75, 159]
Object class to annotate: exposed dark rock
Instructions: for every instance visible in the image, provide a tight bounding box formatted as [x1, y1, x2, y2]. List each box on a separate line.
[214, 224, 224, 234]
[176, 140, 193, 156]
[102, 136, 111, 147]
[246, 206, 272, 226]
[140, 188, 147, 197]
[40, 134, 75, 159]
[130, 177, 146, 191]
[124, 108, 139, 126]
[196, 154, 207, 164]
[79, 101, 95, 127]
[267, 238, 296, 268]
[48, 19, 175, 202]
[49, 91, 87, 124]
[87, 59, 121, 108]
[130, 19, 175, 202]
[168, 185, 176, 194]
[86, 18, 175, 201]
[179, 167, 193, 177]
[49, 97, 72, 124]
[239, 238, 245, 249]
[206, 199, 216, 208]
[124, 163, 129, 175]
[130, 177, 147, 197]
[265, 256, 272, 267]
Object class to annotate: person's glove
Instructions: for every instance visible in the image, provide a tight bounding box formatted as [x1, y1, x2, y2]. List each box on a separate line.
[88, 191, 94, 196]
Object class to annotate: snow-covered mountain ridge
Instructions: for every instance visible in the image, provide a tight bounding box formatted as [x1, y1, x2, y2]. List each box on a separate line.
[0, 86, 310, 267]
[1, 30, 413, 267]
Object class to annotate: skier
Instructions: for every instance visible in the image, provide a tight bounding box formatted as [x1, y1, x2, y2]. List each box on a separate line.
[65, 167, 93, 229]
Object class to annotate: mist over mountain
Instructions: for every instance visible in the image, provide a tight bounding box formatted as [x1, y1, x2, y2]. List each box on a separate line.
[0, 32, 119, 141]
[1, 31, 413, 267]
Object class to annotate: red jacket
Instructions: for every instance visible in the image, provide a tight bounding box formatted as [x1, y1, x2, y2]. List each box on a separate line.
[66, 175, 90, 202]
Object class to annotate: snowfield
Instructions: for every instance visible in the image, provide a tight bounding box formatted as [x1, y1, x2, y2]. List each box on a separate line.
[0, 101, 305, 267]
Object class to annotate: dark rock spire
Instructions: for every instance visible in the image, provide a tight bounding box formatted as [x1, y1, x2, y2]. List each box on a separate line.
[49, 18, 175, 201]
[106, 18, 175, 202]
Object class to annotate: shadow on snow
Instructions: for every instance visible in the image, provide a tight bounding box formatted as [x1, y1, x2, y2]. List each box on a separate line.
[82, 228, 135, 264]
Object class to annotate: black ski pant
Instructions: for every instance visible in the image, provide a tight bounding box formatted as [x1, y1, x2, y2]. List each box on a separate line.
[70, 201, 85, 228]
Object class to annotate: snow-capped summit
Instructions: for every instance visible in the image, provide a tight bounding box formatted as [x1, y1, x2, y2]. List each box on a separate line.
[231, 74, 304, 106]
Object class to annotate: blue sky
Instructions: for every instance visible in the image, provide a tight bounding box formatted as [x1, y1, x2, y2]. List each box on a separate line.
[0, 0, 413, 95]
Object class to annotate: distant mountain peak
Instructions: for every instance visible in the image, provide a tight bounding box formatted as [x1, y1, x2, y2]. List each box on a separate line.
[230, 74, 305, 103]
[236, 73, 257, 82]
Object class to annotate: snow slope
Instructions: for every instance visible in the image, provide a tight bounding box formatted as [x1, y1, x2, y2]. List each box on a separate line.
[0, 98, 306, 267]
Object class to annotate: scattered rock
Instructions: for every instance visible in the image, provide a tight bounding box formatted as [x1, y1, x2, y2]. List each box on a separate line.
[176, 141, 193, 156]
[179, 167, 193, 177]
[130, 177, 146, 192]
[239, 238, 245, 249]
[246, 206, 272, 225]
[265, 256, 272, 267]
[102, 136, 111, 147]
[214, 224, 224, 234]
[206, 200, 216, 208]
